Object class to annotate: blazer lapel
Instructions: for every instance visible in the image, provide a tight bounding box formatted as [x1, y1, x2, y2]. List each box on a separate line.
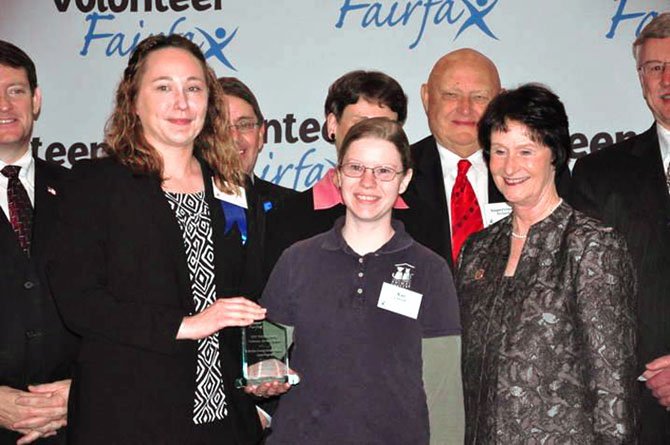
[421, 139, 450, 215]
[416, 138, 455, 265]
[630, 125, 670, 219]
[31, 159, 59, 258]
[141, 174, 195, 313]
[414, 138, 451, 236]
[202, 163, 245, 298]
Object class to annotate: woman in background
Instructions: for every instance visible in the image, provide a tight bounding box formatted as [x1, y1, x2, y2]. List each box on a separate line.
[48, 35, 269, 444]
[457, 84, 637, 443]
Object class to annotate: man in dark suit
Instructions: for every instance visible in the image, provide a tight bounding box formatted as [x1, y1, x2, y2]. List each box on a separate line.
[401, 48, 503, 445]
[0, 41, 77, 444]
[406, 49, 570, 268]
[405, 49, 504, 268]
[218, 77, 297, 213]
[218, 77, 297, 303]
[569, 13, 670, 443]
[217, 78, 296, 430]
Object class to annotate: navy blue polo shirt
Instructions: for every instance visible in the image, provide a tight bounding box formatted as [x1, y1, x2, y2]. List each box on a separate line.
[262, 217, 460, 445]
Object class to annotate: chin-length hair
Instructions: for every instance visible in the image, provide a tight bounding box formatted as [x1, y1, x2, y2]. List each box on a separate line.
[104, 34, 243, 193]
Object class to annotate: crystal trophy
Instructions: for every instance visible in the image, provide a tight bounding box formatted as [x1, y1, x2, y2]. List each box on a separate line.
[235, 320, 299, 388]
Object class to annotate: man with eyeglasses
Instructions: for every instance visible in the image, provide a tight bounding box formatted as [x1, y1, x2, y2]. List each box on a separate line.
[218, 77, 297, 300]
[569, 12, 670, 443]
[218, 77, 297, 210]
[404, 49, 570, 270]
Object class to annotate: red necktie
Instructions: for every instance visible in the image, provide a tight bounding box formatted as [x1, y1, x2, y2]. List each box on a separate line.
[450, 160, 483, 264]
[2, 166, 33, 255]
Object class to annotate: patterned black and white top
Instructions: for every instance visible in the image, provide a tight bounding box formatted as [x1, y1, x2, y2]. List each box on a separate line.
[165, 190, 228, 424]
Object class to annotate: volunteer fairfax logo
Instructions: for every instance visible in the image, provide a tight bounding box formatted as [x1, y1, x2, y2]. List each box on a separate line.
[335, 0, 500, 50]
[391, 263, 415, 289]
[78, 14, 238, 70]
[605, 0, 659, 40]
[53, 0, 239, 70]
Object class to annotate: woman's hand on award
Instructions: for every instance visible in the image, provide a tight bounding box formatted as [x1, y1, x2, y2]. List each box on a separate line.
[176, 297, 266, 340]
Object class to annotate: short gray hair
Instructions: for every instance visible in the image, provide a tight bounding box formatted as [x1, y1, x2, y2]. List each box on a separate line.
[633, 12, 670, 62]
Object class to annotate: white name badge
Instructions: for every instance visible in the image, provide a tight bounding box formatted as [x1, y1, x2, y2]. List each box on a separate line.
[377, 282, 423, 319]
[212, 179, 248, 209]
[483, 202, 512, 226]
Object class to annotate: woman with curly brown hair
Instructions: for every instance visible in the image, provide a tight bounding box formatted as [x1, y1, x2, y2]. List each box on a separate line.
[48, 34, 268, 444]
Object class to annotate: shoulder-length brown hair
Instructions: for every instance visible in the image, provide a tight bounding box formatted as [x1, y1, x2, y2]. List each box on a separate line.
[104, 34, 243, 193]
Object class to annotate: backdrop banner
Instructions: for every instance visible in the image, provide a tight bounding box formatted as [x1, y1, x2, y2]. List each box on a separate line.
[3, 0, 667, 190]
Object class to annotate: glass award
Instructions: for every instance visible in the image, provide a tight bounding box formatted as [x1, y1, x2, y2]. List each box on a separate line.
[235, 320, 299, 388]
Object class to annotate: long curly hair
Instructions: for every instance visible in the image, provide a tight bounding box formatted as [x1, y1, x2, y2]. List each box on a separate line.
[104, 34, 243, 193]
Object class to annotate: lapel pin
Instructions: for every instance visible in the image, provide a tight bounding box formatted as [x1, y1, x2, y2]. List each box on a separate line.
[474, 269, 485, 280]
[47, 186, 57, 196]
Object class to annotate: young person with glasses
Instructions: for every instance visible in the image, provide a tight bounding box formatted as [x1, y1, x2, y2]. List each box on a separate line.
[260, 118, 460, 445]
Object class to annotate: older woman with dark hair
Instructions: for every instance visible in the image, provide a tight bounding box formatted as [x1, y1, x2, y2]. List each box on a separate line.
[457, 84, 638, 443]
[48, 34, 271, 444]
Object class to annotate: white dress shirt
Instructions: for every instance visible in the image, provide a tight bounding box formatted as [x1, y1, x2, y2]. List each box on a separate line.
[437, 144, 489, 229]
[0, 149, 36, 220]
[656, 123, 670, 175]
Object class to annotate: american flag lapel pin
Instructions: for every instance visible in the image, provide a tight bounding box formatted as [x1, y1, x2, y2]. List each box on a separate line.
[47, 186, 57, 196]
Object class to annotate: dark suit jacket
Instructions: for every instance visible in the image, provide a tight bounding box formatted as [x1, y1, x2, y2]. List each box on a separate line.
[569, 124, 670, 444]
[48, 158, 263, 445]
[263, 179, 444, 278]
[240, 177, 298, 423]
[253, 176, 298, 214]
[0, 158, 78, 445]
[242, 177, 297, 299]
[405, 135, 571, 269]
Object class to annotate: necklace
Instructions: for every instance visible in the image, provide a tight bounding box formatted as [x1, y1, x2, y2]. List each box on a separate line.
[510, 199, 563, 240]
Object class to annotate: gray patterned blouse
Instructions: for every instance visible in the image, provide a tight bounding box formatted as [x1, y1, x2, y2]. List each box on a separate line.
[456, 201, 637, 444]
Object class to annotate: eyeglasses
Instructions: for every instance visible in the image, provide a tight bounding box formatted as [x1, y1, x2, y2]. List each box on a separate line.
[637, 61, 670, 77]
[227, 120, 261, 133]
[338, 162, 403, 181]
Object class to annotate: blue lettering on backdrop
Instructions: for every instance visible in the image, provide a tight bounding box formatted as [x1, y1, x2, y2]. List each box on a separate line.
[606, 0, 658, 39]
[259, 149, 336, 190]
[80, 13, 238, 69]
[335, 0, 499, 50]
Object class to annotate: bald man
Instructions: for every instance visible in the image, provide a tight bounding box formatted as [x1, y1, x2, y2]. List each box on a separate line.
[403, 49, 568, 445]
[405, 49, 569, 268]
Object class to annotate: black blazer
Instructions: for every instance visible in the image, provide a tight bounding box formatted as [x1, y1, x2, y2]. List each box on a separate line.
[48, 158, 262, 445]
[569, 124, 670, 443]
[0, 158, 78, 445]
[252, 176, 298, 214]
[405, 135, 571, 269]
[242, 177, 297, 298]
